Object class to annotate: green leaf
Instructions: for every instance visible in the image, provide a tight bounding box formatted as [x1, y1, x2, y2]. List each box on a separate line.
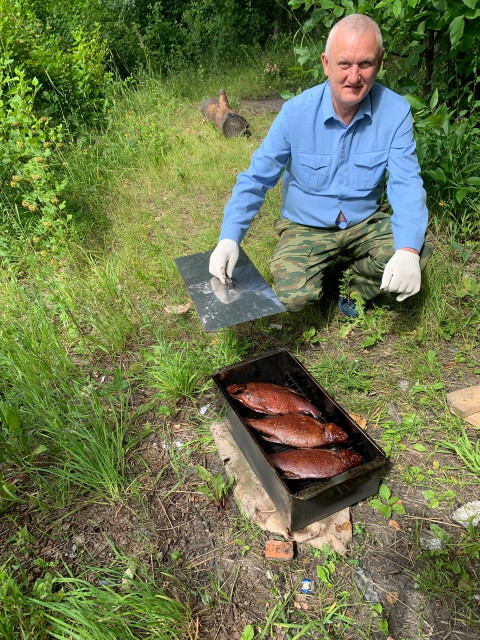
[462, 0, 476, 10]
[436, 167, 447, 183]
[423, 490, 435, 499]
[333, 6, 345, 17]
[456, 189, 468, 203]
[404, 94, 427, 110]
[429, 88, 439, 110]
[378, 504, 392, 518]
[196, 464, 213, 483]
[428, 498, 440, 508]
[32, 445, 47, 456]
[326, 561, 336, 574]
[195, 485, 214, 501]
[430, 523, 450, 540]
[303, 9, 325, 32]
[393, 0, 402, 17]
[465, 176, 480, 185]
[369, 498, 383, 510]
[413, 443, 426, 452]
[317, 565, 331, 583]
[240, 625, 255, 640]
[379, 618, 389, 635]
[379, 484, 391, 500]
[449, 15, 465, 47]
[361, 336, 378, 349]
[392, 503, 405, 515]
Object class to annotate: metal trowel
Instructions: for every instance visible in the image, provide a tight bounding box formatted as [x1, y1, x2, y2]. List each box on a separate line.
[174, 248, 286, 332]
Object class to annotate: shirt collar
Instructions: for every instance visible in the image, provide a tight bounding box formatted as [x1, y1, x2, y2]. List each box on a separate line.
[322, 81, 372, 125]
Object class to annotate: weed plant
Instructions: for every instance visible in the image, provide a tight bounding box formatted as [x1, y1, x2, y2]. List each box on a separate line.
[0, 554, 191, 639]
[0, 286, 138, 506]
[411, 527, 480, 633]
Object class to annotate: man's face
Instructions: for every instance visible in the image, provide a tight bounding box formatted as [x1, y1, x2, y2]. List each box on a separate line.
[321, 28, 383, 115]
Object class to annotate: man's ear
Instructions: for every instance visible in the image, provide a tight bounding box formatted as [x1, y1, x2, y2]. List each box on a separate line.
[321, 52, 329, 77]
[377, 49, 385, 71]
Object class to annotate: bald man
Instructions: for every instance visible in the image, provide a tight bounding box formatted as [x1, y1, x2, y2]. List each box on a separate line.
[209, 14, 430, 317]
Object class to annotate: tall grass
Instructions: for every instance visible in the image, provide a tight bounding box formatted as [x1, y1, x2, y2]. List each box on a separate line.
[0, 556, 192, 640]
[0, 282, 137, 506]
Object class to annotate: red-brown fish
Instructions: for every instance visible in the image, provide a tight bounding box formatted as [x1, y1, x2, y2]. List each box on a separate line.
[226, 382, 321, 419]
[244, 414, 348, 448]
[270, 448, 363, 480]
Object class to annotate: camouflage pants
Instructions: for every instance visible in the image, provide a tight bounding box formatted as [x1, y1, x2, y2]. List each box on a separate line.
[269, 206, 432, 312]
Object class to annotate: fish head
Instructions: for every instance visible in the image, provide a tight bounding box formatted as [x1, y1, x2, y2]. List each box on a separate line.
[325, 422, 348, 443]
[226, 383, 247, 396]
[339, 448, 363, 467]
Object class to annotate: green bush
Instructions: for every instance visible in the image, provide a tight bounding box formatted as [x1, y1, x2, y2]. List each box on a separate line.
[0, 0, 112, 126]
[410, 93, 480, 240]
[0, 55, 68, 259]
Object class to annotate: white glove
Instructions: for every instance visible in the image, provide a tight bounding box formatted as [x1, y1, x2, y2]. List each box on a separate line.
[209, 239, 239, 284]
[380, 249, 421, 302]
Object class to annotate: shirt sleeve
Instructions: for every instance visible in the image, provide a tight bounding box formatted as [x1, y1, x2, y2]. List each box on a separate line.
[219, 105, 291, 244]
[386, 109, 428, 251]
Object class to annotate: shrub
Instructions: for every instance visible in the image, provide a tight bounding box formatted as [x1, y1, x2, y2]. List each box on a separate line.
[0, 55, 68, 258]
[0, 0, 112, 126]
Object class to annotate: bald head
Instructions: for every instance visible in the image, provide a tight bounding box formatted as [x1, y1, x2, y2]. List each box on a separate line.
[325, 14, 383, 60]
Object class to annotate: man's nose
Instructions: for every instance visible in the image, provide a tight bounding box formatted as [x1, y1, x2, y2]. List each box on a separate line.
[347, 65, 361, 84]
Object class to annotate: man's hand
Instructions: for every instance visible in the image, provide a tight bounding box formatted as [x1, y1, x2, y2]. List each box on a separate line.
[380, 248, 421, 302]
[209, 239, 239, 284]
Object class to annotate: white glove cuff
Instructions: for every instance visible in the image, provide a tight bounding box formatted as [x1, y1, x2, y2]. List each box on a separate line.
[218, 238, 238, 252]
[396, 249, 420, 265]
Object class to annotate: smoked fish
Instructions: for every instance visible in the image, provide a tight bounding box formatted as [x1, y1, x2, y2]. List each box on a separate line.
[244, 414, 348, 448]
[270, 448, 363, 480]
[226, 382, 321, 419]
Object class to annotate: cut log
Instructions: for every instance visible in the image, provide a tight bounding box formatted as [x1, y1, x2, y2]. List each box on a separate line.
[201, 89, 249, 138]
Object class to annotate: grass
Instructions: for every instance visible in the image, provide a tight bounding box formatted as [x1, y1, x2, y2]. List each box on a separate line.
[0, 552, 192, 640]
[0, 52, 479, 639]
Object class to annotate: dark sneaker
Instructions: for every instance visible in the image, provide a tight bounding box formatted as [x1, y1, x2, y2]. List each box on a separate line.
[338, 296, 359, 318]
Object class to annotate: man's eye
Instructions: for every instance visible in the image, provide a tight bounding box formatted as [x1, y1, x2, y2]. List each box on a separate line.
[359, 62, 373, 69]
[338, 62, 349, 69]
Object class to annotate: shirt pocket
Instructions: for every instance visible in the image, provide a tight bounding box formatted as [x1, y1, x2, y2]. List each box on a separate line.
[353, 150, 388, 190]
[297, 152, 332, 193]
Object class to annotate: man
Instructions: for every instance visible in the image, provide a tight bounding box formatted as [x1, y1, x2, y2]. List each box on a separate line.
[209, 14, 430, 317]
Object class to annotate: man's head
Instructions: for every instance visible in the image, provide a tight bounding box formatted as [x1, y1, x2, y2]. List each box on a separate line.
[321, 14, 384, 118]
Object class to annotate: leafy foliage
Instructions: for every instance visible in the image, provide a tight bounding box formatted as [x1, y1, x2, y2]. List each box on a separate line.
[0, 0, 112, 126]
[0, 55, 68, 256]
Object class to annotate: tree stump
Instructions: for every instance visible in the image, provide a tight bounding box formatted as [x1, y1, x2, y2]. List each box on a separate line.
[201, 89, 249, 138]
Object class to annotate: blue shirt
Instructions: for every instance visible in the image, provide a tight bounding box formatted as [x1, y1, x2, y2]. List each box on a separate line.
[219, 81, 428, 252]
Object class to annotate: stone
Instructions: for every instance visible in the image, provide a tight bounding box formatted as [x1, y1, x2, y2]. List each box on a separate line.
[464, 412, 480, 428]
[353, 566, 381, 604]
[420, 537, 445, 551]
[451, 501, 480, 528]
[209, 421, 352, 555]
[446, 384, 480, 418]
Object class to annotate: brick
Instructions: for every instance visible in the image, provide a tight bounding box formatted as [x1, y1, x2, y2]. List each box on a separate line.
[464, 412, 480, 428]
[446, 384, 480, 418]
[265, 540, 294, 560]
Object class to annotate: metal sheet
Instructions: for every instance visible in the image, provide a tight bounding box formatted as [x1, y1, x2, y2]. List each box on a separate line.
[174, 248, 286, 332]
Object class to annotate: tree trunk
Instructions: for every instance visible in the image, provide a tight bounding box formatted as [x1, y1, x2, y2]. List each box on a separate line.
[201, 89, 249, 138]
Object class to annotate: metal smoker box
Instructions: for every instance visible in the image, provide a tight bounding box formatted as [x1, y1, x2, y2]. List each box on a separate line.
[212, 348, 386, 532]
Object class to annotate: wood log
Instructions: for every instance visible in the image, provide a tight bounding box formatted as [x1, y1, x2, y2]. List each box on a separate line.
[201, 89, 249, 138]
